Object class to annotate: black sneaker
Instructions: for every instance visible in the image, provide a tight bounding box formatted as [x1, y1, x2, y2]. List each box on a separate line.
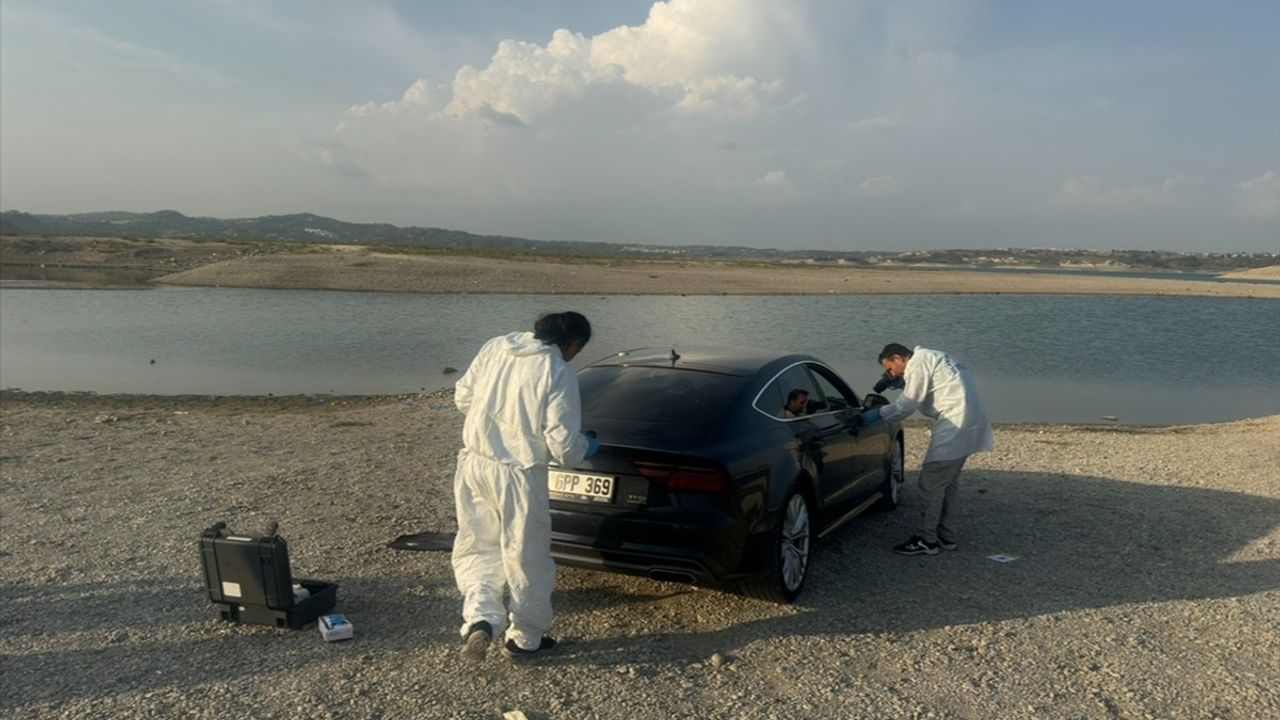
[938, 538, 958, 551]
[502, 636, 557, 660]
[459, 620, 492, 662]
[893, 536, 940, 556]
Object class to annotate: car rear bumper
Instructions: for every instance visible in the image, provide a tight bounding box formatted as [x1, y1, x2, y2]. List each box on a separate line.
[550, 539, 721, 585]
[549, 507, 758, 586]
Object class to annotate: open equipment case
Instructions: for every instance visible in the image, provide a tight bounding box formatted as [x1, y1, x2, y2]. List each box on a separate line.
[200, 521, 337, 629]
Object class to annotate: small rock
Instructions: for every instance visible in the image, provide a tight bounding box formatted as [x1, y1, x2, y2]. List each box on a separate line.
[710, 653, 725, 669]
[442, 367, 458, 375]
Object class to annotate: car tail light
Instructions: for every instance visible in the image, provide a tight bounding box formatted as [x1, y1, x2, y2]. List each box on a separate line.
[633, 461, 728, 493]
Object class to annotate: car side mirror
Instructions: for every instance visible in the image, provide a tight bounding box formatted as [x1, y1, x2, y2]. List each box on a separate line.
[863, 394, 889, 410]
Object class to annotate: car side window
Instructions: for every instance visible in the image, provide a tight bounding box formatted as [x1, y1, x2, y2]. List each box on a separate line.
[755, 364, 822, 419]
[805, 364, 859, 412]
[754, 378, 785, 418]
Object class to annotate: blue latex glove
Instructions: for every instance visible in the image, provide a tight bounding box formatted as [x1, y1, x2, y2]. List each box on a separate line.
[859, 408, 882, 426]
[584, 434, 600, 459]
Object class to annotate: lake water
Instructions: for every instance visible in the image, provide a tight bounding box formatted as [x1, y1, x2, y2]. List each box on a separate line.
[2, 288, 1277, 424]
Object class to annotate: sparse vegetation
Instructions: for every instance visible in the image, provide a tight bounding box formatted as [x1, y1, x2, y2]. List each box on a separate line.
[1, 209, 1275, 272]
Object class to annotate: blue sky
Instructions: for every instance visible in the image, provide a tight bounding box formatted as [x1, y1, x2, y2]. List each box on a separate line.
[2, 0, 1277, 252]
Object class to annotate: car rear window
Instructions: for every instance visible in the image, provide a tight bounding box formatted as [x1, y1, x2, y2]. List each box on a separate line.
[578, 366, 747, 424]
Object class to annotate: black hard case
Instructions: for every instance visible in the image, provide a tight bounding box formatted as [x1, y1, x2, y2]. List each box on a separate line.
[200, 523, 337, 629]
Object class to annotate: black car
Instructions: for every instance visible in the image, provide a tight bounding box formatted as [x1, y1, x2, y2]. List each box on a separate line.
[548, 347, 904, 603]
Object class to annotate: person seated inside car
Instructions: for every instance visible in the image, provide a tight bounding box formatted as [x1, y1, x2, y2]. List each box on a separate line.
[780, 389, 809, 418]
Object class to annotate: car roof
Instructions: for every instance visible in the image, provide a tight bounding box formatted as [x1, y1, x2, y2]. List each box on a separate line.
[583, 346, 814, 377]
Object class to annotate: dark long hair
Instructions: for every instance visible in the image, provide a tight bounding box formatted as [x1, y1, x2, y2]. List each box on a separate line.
[534, 311, 592, 351]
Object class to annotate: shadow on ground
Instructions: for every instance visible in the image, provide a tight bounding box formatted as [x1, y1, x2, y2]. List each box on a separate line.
[544, 469, 1280, 666]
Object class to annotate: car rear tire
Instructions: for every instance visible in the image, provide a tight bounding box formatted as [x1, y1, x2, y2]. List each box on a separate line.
[740, 486, 811, 604]
[876, 435, 905, 511]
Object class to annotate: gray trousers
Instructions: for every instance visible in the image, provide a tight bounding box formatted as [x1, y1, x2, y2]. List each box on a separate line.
[917, 456, 968, 544]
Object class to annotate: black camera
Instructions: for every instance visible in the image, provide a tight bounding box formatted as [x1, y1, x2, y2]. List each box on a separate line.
[873, 371, 904, 394]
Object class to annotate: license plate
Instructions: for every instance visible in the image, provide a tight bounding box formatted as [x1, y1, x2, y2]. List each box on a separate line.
[549, 470, 616, 504]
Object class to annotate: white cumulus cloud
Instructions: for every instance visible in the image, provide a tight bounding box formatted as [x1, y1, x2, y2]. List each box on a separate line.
[341, 0, 803, 128]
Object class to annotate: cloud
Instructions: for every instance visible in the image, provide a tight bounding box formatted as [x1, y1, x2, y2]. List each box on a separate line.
[1049, 176, 1160, 209]
[3, 5, 229, 86]
[1049, 172, 1280, 221]
[326, 0, 820, 215]
[342, 0, 804, 128]
[1237, 171, 1279, 219]
[752, 170, 803, 200]
[1048, 174, 1224, 209]
[890, 42, 958, 72]
[848, 116, 901, 132]
[857, 175, 904, 198]
[297, 0, 1277, 251]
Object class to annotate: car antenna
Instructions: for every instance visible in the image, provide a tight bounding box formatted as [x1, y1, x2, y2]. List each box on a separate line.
[669, 348, 680, 367]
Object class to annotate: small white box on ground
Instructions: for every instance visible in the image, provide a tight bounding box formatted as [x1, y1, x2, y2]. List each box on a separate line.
[319, 613, 353, 642]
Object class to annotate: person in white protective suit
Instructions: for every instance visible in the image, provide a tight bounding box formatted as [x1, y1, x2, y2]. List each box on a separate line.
[451, 311, 599, 662]
[858, 343, 994, 556]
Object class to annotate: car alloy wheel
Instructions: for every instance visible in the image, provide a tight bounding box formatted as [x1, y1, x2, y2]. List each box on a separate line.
[889, 437, 904, 505]
[780, 492, 811, 593]
[878, 436, 905, 511]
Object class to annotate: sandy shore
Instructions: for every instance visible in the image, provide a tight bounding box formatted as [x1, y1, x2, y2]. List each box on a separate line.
[1219, 264, 1280, 281]
[149, 252, 1280, 298]
[2, 390, 1276, 719]
[3, 236, 1277, 298]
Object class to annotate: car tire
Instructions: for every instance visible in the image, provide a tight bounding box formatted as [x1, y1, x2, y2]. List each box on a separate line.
[876, 434, 905, 511]
[739, 486, 812, 604]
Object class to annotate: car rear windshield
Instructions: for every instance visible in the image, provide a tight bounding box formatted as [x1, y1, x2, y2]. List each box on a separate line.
[578, 366, 747, 424]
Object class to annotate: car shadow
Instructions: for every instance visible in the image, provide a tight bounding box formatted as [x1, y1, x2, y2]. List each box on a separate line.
[541, 469, 1280, 667]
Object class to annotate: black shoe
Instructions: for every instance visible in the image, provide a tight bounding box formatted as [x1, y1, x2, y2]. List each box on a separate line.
[460, 620, 492, 662]
[893, 536, 940, 556]
[938, 538, 958, 551]
[502, 636, 557, 660]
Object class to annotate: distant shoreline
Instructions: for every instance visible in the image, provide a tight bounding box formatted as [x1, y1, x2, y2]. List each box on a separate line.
[1, 236, 1277, 299]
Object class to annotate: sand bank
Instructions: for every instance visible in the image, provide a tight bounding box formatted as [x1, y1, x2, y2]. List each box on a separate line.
[3, 236, 1277, 298]
[153, 251, 1280, 298]
[1219, 264, 1280, 281]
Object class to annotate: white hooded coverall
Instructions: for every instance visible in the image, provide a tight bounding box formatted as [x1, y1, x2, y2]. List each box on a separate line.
[450, 331, 590, 650]
[878, 346, 994, 463]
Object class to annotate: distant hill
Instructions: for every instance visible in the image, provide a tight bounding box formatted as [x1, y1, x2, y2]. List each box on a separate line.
[0, 209, 866, 262]
[2, 209, 1275, 271]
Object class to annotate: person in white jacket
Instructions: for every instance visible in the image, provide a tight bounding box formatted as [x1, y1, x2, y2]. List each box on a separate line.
[451, 312, 598, 661]
[859, 343, 994, 556]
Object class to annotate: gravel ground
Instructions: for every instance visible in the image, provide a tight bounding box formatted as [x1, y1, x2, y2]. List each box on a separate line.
[1, 391, 1277, 719]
